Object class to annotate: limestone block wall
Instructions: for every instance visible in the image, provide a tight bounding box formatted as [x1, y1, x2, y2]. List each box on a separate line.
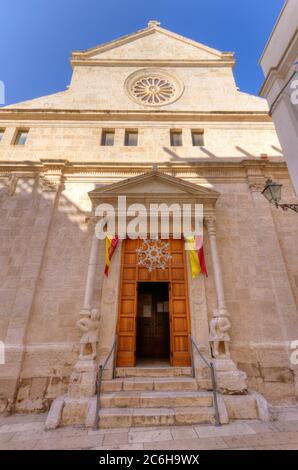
[0, 121, 283, 163]
[270, 180, 298, 310]
[0, 180, 105, 412]
[17, 184, 107, 413]
[210, 181, 298, 403]
[0, 178, 39, 341]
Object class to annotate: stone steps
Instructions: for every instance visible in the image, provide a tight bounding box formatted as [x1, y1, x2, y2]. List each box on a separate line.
[115, 367, 193, 378]
[98, 406, 215, 428]
[100, 390, 213, 409]
[101, 377, 199, 392]
[97, 366, 215, 429]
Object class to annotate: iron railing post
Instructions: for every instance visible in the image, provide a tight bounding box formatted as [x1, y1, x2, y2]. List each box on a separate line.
[210, 362, 220, 426]
[94, 365, 103, 429]
[190, 335, 221, 427]
[94, 336, 117, 429]
[112, 335, 118, 379]
[189, 336, 195, 378]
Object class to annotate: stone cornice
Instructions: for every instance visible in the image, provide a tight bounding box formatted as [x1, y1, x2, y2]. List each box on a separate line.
[0, 109, 272, 123]
[0, 159, 288, 177]
[70, 59, 235, 68]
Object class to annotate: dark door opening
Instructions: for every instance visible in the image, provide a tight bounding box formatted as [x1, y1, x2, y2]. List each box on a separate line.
[136, 282, 170, 361]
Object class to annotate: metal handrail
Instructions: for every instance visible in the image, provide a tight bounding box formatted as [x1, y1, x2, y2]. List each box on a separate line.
[190, 335, 221, 426]
[94, 335, 118, 429]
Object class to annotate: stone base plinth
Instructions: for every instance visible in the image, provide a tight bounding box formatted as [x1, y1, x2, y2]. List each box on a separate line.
[213, 358, 248, 394]
[45, 357, 98, 430]
[45, 396, 97, 429]
[68, 358, 97, 398]
[223, 391, 271, 421]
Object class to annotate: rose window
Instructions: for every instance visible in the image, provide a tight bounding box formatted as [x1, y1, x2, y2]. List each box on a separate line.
[125, 69, 184, 107]
[132, 77, 175, 105]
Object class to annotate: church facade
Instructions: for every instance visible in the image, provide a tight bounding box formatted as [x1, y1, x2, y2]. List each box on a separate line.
[0, 22, 298, 427]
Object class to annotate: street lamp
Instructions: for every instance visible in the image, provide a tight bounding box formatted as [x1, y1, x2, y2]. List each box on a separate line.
[262, 179, 298, 213]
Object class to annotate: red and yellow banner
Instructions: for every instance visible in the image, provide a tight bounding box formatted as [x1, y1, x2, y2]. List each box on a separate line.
[186, 235, 208, 278]
[104, 236, 119, 276]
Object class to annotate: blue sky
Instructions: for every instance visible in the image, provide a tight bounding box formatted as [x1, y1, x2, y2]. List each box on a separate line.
[0, 0, 285, 106]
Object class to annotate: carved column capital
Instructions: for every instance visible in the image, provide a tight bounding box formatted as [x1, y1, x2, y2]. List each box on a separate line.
[84, 214, 100, 226]
[248, 179, 266, 193]
[204, 215, 216, 235]
[39, 173, 64, 192]
[39, 160, 68, 193]
[5, 175, 18, 196]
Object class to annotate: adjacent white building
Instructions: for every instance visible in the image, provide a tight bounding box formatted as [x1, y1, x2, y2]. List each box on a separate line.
[259, 0, 298, 194]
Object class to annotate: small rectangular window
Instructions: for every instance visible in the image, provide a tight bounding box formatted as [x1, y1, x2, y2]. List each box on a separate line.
[170, 130, 182, 147]
[192, 130, 204, 147]
[125, 130, 138, 146]
[101, 130, 115, 146]
[15, 130, 28, 145]
[0, 129, 4, 142]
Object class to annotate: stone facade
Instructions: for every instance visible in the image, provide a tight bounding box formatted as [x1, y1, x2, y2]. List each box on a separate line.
[0, 22, 298, 420]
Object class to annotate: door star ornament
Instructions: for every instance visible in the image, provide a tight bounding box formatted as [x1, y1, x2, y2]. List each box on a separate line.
[136, 239, 172, 272]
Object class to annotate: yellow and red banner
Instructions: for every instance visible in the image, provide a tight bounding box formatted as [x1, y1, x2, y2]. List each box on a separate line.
[187, 235, 208, 279]
[104, 236, 119, 276]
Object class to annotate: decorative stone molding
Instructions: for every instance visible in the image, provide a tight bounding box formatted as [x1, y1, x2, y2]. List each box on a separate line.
[125, 68, 184, 107]
[248, 180, 266, 193]
[190, 282, 205, 307]
[0, 108, 272, 122]
[39, 174, 62, 192]
[204, 215, 217, 236]
[0, 160, 287, 192]
[5, 175, 18, 196]
[39, 159, 68, 192]
[102, 286, 116, 305]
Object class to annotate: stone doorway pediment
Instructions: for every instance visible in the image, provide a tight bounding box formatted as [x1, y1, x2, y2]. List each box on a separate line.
[88, 169, 220, 209]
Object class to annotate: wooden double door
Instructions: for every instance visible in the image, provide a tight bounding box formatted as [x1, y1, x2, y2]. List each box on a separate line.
[116, 239, 191, 367]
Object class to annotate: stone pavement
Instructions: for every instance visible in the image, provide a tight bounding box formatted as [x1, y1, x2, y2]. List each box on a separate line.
[0, 405, 298, 450]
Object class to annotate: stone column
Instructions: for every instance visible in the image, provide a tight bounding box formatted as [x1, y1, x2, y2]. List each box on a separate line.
[204, 214, 247, 394]
[186, 244, 211, 389]
[98, 239, 122, 380]
[205, 215, 227, 317]
[81, 220, 100, 313]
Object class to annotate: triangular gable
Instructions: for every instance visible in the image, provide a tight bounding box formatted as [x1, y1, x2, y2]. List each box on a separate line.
[88, 170, 219, 203]
[72, 22, 233, 64]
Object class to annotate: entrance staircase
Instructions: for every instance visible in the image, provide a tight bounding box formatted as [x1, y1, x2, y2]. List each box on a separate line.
[97, 366, 217, 428]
